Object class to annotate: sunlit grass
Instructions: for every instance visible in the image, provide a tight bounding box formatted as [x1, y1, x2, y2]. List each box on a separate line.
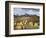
[14, 22, 39, 29]
[14, 16, 39, 30]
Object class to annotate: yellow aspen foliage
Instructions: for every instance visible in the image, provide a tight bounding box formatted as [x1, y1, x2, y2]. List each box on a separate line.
[28, 22, 33, 28]
[34, 23, 39, 29]
[15, 25, 22, 29]
[20, 22, 23, 26]
[29, 22, 33, 26]
[16, 23, 20, 26]
[24, 20, 27, 24]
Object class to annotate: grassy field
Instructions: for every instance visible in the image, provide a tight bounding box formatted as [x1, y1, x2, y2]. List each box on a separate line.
[14, 15, 40, 30]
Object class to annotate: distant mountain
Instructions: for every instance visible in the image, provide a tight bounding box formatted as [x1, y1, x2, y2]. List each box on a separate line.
[14, 13, 39, 17]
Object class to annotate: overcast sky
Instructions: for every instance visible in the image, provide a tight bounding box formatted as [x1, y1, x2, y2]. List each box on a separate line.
[14, 8, 40, 16]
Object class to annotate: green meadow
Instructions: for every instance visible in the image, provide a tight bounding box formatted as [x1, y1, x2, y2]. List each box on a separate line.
[14, 15, 40, 30]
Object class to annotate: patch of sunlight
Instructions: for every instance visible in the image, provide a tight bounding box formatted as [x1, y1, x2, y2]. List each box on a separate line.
[20, 22, 23, 25]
